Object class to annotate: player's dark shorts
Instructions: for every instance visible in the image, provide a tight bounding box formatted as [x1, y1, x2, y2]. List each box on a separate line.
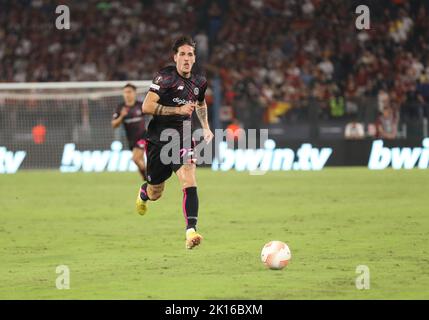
[128, 138, 146, 151]
[145, 138, 196, 185]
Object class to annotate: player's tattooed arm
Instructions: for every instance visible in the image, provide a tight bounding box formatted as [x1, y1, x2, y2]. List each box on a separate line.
[196, 100, 214, 143]
[196, 100, 209, 129]
[143, 92, 195, 116]
[154, 103, 178, 116]
[142, 91, 180, 116]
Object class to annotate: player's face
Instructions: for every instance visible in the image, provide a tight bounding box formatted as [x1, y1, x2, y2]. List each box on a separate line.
[123, 87, 136, 105]
[174, 45, 196, 77]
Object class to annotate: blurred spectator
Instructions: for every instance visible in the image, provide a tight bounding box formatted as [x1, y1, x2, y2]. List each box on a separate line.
[378, 88, 390, 112]
[32, 122, 47, 144]
[417, 74, 429, 118]
[344, 119, 365, 140]
[402, 84, 425, 120]
[195, 32, 209, 65]
[376, 107, 399, 139]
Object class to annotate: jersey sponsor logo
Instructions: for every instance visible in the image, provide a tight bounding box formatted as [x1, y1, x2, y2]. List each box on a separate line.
[194, 87, 199, 95]
[123, 116, 143, 124]
[173, 97, 194, 105]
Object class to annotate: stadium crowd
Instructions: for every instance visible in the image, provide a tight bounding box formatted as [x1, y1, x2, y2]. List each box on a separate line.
[1, 0, 429, 135]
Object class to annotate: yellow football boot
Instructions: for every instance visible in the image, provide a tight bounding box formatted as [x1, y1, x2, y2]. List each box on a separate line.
[136, 190, 148, 216]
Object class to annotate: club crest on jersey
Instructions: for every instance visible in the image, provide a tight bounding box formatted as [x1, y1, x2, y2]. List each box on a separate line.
[194, 87, 199, 95]
[178, 85, 184, 90]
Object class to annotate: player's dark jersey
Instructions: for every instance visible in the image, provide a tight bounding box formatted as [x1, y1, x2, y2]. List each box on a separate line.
[112, 100, 146, 148]
[147, 65, 207, 145]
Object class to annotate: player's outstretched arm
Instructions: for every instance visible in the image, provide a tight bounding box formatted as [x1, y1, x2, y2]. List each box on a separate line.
[142, 91, 195, 116]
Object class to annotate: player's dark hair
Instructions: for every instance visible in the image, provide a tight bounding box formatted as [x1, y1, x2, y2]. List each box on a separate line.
[123, 83, 137, 91]
[172, 36, 196, 54]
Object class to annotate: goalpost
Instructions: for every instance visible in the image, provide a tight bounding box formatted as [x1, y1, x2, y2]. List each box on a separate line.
[0, 81, 151, 172]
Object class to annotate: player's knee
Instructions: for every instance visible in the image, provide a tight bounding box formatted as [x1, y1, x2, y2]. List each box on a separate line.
[178, 164, 196, 188]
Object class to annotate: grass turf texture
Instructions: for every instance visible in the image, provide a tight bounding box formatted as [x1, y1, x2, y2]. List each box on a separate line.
[0, 168, 428, 299]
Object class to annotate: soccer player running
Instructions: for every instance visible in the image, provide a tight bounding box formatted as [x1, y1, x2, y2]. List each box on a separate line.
[136, 36, 213, 249]
[112, 83, 147, 180]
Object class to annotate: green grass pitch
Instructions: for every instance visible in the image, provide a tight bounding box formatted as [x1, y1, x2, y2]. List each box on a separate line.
[0, 168, 428, 299]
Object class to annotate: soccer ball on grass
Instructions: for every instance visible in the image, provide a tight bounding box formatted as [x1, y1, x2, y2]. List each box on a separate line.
[261, 241, 291, 270]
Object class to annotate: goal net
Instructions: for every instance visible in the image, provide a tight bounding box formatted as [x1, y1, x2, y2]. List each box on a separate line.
[0, 81, 151, 172]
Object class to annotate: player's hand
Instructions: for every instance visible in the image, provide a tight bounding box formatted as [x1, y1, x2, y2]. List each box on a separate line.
[202, 127, 214, 144]
[177, 103, 196, 116]
[120, 107, 129, 117]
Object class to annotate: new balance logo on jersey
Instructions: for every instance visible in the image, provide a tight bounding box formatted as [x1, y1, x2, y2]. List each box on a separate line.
[173, 97, 194, 105]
